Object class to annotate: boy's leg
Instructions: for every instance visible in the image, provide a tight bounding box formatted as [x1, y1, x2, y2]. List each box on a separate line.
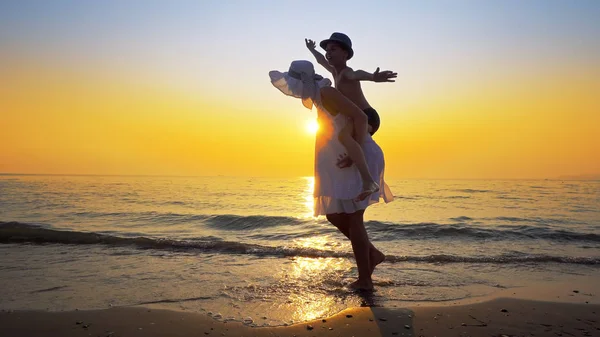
[337, 124, 379, 201]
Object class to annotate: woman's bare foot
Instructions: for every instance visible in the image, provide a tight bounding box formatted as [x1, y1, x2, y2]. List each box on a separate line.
[355, 181, 379, 201]
[370, 249, 386, 276]
[348, 279, 374, 291]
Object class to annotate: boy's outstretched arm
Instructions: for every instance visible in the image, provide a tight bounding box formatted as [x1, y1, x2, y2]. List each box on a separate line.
[305, 38, 334, 74]
[344, 67, 398, 82]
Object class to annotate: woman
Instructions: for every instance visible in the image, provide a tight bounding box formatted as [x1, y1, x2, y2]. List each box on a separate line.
[270, 60, 394, 290]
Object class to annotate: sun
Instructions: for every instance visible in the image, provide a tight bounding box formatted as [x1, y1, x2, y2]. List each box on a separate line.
[305, 119, 320, 134]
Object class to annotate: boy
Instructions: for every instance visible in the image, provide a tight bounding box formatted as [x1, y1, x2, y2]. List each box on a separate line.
[305, 32, 396, 137]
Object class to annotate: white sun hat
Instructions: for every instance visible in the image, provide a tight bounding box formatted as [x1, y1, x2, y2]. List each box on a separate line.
[269, 60, 331, 110]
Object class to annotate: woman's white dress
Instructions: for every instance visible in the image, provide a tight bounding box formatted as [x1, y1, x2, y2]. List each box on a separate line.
[313, 102, 394, 216]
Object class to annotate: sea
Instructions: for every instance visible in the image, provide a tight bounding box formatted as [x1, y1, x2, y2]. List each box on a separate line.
[1, 175, 599, 326]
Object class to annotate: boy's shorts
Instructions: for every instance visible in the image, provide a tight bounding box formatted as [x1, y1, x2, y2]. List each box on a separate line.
[363, 107, 380, 135]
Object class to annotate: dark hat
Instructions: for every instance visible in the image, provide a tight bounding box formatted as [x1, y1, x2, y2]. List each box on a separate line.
[320, 32, 354, 60]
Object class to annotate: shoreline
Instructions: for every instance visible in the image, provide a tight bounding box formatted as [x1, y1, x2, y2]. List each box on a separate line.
[2, 296, 598, 337]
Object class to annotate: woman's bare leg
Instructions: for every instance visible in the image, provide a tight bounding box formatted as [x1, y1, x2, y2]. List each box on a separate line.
[343, 210, 374, 290]
[326, 213, 385, 276]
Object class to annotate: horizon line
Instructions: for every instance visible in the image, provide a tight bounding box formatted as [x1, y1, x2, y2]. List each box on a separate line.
[1, 172, 598, 181]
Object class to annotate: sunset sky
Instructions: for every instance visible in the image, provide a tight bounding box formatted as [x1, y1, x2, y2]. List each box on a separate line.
[1, 0, 599, 179]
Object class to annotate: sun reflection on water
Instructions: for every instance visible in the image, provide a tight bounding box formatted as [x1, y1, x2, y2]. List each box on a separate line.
[286, 292, 340, 322]
[293, 236, 332, 251]
[289, 256, 341, 277]
[301, 176, 314, 218]
[277, 177, 352, 322]
[284, 256, 347, 322]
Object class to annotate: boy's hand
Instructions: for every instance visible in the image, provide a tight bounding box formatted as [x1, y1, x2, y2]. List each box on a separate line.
[373, 67, 398, 82]
[305, 38, 316, 50]
[336, 153, 354, 169]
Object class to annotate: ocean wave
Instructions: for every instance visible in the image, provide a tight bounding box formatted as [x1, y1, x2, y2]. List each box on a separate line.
[2, 213, 599, 244]
[449, 216, 473, 221]
[1, 222, 599, 265]
[454, 189, 491, 193]
[67, 211, 212, 222]
[203, 214, 307, 230]
[58, 212, 310, 230]
[492, 216, 578, 225]
[365, 221, 600, 242]
[384, 254, 600, 265]
[0, 221, 350, 258]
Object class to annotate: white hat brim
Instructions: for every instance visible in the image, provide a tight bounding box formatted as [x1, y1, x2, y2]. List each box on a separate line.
[269, 70, 332, 101]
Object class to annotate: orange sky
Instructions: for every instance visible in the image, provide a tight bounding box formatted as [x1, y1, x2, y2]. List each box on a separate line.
[1, 2, 599, 179]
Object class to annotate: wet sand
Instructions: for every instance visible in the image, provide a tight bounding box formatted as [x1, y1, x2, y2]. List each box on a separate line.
[1, 296, 599, 337]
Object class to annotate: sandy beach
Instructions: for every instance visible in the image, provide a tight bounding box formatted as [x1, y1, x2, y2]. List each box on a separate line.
[2, 295, 598, 337]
